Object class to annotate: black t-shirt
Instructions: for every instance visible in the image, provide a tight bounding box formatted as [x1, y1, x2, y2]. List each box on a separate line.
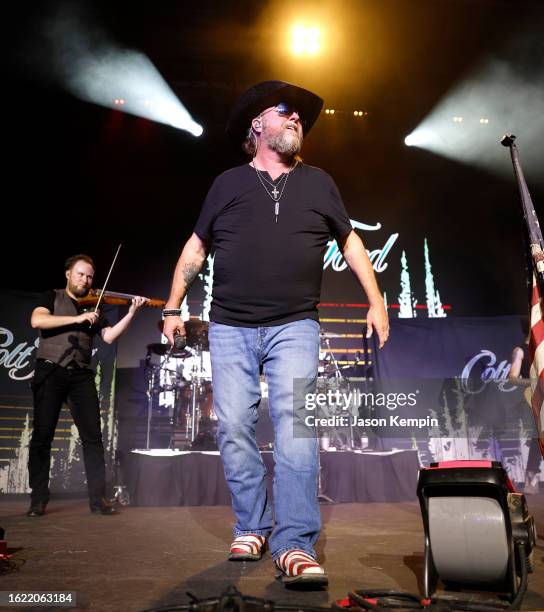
[37, 290, 110, 338]
[194, 162, 353, 327]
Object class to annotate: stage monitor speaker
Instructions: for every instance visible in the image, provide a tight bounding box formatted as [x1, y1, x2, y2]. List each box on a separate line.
[417, 460, 536, 605]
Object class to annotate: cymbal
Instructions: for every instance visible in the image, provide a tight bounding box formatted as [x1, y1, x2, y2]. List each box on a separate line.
[146, 343, 190, 359]
[147, 342, 169, 355]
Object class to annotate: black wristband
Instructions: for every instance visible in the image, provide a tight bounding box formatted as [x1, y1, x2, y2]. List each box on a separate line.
[162, 309, 181, 317]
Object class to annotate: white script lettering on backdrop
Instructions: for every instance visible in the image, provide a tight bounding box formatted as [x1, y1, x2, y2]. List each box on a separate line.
[323, 219, 399, 273]
[460, 349, 516, 394]
[0, 326, 38, 381]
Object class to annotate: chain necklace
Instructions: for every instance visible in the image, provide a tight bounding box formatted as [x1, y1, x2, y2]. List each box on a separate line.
[256, 169, 287, 189]
[253, 159, 297, 223]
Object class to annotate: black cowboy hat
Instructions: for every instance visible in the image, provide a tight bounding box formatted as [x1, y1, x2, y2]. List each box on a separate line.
[226, 80, 324, 146]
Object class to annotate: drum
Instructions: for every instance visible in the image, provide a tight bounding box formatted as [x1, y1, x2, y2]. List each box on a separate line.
[180, 350, 212, 382]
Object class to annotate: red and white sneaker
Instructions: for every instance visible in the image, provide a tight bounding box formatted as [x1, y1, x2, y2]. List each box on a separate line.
[275, 549, 328, 585]
[229, 534, 266, 561]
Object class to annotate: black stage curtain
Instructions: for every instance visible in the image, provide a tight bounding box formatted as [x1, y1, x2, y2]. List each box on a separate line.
[122, 450, 419, 506]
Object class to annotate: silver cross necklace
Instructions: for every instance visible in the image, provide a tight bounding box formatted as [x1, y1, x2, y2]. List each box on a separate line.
[253, 159, 297, 223]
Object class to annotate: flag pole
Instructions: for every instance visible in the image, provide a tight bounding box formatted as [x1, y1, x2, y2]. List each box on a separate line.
[501, 135, 544, 294]
[502, 134, 544, 460]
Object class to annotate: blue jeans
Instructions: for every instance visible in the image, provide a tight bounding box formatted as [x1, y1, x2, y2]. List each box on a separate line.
[209, 318, 321, 560]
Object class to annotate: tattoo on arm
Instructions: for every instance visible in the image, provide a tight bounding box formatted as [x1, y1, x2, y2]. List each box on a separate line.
[182, 262, 200, 288]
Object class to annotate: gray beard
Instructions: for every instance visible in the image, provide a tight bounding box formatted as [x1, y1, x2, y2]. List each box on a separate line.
[264, 128, 303, 156]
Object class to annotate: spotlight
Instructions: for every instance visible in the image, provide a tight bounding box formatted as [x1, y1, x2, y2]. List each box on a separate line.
[399, 36, 544, 180]
[31, 5, 203, 138]
[291, 25, 321, 56]
[325, 108, 335, 115]
[61, 42, 202, 135]
[404, 129, 435, 147]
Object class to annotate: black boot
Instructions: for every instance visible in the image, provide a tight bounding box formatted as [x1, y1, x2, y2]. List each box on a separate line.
[27, 499, 48, 517]
[89, 497, 119, 515]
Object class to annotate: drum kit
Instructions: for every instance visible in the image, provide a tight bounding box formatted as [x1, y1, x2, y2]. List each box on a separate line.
[317, 331, 364, 451]
[142, 324, 369, 451]
[144, 320, 213, 450]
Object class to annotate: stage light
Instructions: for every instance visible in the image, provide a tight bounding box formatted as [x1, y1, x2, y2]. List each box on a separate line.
[291, 25, 321, 56]
[43, 8, 203, 137]
[402, 23, 544, 180]
[87, 53, 203, 135]
[404, 129, 436, 147]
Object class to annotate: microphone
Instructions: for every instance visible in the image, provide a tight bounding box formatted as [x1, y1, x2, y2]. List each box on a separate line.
[173, 330, 187, 351]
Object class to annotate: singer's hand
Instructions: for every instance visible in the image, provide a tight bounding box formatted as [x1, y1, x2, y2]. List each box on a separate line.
[366, 302, 389, 349]
[163, 316, 186, 346]
[75, 311, 99, 326]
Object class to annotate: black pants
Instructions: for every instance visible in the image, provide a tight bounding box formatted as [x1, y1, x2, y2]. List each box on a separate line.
[28, 360, 106, 502]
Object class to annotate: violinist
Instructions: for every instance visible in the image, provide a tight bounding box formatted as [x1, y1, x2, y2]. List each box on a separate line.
[27, 254, 147, 517]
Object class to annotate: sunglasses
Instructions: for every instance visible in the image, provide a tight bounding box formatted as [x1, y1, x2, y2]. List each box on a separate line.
[260, 102, 306, 129]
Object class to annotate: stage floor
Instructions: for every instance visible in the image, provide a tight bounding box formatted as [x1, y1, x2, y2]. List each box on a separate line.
[2, 498, 544, 611]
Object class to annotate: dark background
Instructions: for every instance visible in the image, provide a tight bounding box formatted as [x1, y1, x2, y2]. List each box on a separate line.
[3, 0, 544, 366]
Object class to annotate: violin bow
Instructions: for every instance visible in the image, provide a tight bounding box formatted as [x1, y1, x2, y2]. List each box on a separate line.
[93, 243, 123, 313]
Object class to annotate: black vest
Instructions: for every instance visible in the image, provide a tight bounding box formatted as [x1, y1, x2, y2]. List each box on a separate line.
[35, 289, 94, 367]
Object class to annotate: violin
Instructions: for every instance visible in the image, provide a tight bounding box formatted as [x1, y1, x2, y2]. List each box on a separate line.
[77, 289, 166, 309]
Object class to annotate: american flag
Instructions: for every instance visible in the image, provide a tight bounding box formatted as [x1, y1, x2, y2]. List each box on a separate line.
[503, 135, 544, 459]
[529, 275, 544, 458]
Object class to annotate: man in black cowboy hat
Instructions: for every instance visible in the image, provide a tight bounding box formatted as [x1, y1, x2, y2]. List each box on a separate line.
[164, 80, 388, 585]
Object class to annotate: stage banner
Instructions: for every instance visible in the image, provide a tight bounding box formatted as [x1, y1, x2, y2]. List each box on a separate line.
[373, 316, 525, 379]
[364, 316, 538, 481]
[0, 289, 118, 494]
